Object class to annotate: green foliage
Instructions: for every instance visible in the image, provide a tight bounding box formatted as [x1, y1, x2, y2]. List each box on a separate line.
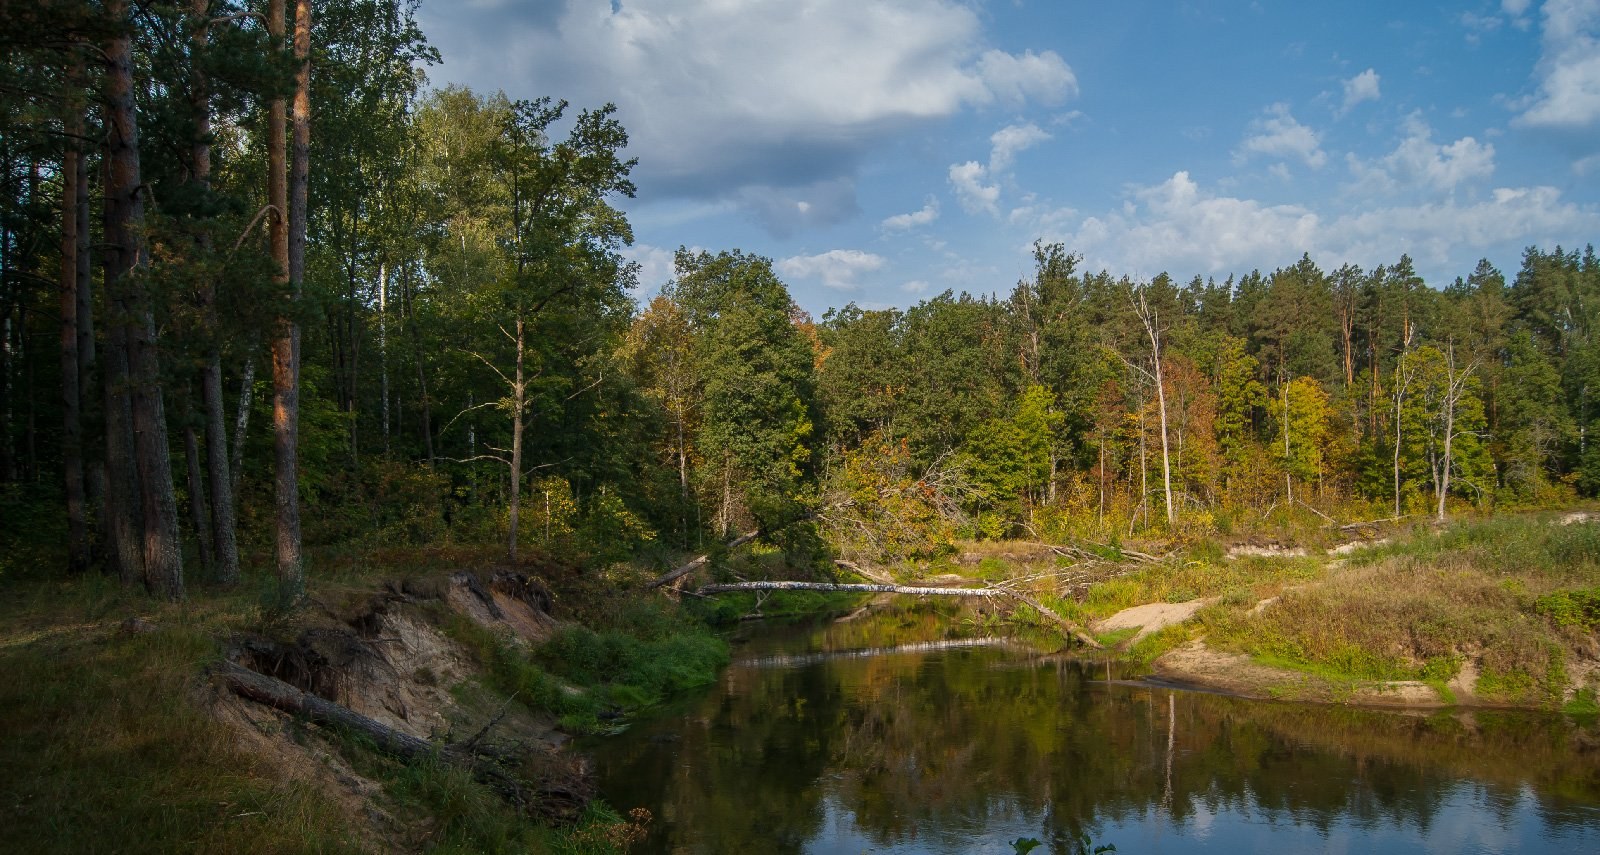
[1535, 587, 1600, 629]
[446, 599, 727, 733]
[961, 385, 1063, 527]
[822, 432, 961, 563]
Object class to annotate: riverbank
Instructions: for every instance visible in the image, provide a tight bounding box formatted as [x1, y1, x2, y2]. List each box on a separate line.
[0, 551, 718, 853]
[1055, 512, 1600, 713]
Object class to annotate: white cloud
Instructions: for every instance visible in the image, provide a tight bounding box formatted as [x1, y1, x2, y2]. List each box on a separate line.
[988, 122, 1052, 173]
[900, 279, 932, 294]
[1516, 0, 1600, 129]
[881, 198, 940, 231]
[1235, 103, 1327, 168]
[949, 161, 1000, 215]
[777, 249, 887, 290]
[621, 243, 678, 298]
[1050, 171, 1599, 282]
[1339, 68, 1382, 115]
[419, 0, 1078, 235]
[1347, 115, 1496, 194]
[1504, 0, 1533, 18]
[975, 49, 1078, 106]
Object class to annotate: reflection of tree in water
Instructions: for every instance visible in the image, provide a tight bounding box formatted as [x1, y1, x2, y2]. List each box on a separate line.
[592, 604, 1600, 851]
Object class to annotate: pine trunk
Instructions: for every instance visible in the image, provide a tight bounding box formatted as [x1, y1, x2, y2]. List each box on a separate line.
[59, 81, 87, 572]
[106, 0, 183, 599]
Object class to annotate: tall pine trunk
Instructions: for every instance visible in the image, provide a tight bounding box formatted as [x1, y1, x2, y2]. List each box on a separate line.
[59, 68, 88, 572]
[106, 0, 183, 599]
[191, 0, 241, 584]
[269, 0, 308, 597]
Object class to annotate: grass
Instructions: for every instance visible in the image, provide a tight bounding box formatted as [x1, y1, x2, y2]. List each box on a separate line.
[440, 596, 728, 735]
[0, 548, 715, 852]
[0, 578, 366, 854]
[1192, 514, 1600, 709]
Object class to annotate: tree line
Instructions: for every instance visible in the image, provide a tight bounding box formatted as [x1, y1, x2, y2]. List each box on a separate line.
[3, 1, 1598, 597]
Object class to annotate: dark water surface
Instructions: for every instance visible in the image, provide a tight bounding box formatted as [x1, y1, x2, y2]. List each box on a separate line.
[588, 602, 1600, 853]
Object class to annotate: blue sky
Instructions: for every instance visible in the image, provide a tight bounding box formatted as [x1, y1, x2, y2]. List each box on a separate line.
[416, 0, 1600, 316]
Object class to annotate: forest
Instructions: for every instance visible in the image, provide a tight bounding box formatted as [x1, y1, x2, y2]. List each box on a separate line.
[3, 1, 1599, 599]
[6, 1, 1600, 851]
[3, 0, 1600, 598]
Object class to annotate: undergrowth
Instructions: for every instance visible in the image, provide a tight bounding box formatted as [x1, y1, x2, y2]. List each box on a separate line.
[444, 598, 728, 734]
[1196, 515, 1600, 708]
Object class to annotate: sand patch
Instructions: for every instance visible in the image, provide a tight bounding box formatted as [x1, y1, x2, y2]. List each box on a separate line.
[1094, 598, 1213, 644]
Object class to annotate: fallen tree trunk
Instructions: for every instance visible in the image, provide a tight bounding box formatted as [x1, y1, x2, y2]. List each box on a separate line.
[1002, 588, 1103, 650]
[218, 660, 436, 758]
[834, 558, 893, 584]
[695, 581, 1007, 597]
[691, 581, 1102, 649]
[214, 661, 591, 822]
[647, 529, 760, 589]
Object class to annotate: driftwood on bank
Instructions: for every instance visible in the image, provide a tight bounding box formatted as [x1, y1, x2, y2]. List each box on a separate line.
[214, 661, 590, 822]
[695, 581, 1008, 597]
[647, 529, 761, 589]
[691, 581, 1103, 650]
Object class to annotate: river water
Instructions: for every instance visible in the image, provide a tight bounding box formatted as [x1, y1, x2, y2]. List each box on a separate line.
[588, 601, 1600, 853]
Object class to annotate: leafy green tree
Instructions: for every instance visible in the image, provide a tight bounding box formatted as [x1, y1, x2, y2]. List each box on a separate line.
[1497, 331, 1569, 496]
[1272, 376, 1331, 501]
[1398, 346, 1491, 517]
[960, 385, 1062, 533]
[816, 304, 904, 449]
[669, 249, 819, 541]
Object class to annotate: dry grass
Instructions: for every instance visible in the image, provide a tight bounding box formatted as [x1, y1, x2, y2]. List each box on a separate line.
[1198, 515, 1600, 707]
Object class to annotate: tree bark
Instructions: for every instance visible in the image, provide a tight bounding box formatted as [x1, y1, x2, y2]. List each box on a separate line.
[269, 0, 309, 597]
[647, 529, 761, 589]
[1392, 352, 1410, 520]
[696, 581, 1007, 597]
[215, 661, 589, 820]
[508, 316, 525, 561]
[231, 357, 254, 495]
[1134, 290, 1175, 526]
[191, 0, 241, 584]
[59, 70, 88, 573]
[106, 0, 183, 599]
[183, 421, 215, 576]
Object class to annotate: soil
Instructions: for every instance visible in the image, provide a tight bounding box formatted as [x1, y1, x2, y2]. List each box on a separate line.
[1151, 638, 1451, 708]
[209, 568, 577, 847]
[1092, 599, 1214, 644]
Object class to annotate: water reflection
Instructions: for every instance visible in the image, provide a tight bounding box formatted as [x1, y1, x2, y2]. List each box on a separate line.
[590, 603, 1600, 853]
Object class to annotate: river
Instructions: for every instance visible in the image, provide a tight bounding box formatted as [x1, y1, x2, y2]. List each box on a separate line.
[588, 601, 1600, 853]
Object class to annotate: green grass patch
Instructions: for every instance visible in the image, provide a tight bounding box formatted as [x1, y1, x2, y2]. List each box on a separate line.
[0, 589, 365, 854]
[443, 598, 728, 734]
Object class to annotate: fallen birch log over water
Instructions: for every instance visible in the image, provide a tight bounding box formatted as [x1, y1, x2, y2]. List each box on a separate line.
[691, 581, 1102, 650]
[695, 581, 1006, 597]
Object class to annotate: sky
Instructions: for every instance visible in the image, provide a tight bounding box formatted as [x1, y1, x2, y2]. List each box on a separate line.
[414, 0, 1600, 316]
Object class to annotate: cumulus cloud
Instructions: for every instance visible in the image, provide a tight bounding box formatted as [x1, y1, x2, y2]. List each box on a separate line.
[949, 161, 1000, 215]
[1339, 69, 1382, 116]
[1515, 0, 1600, 129]
[988, 123, 1052, 173]
[621, 243, 678, 297]
[418, 0, 1077, 235]
[881, 198, 940, 231]
[975, 49, 1078, 106]
[1347, 115, 1496, 194]
[777, 249, 888, 290]
[1235, 103, 1327, 168]
[1051, 171, 1598, 282]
